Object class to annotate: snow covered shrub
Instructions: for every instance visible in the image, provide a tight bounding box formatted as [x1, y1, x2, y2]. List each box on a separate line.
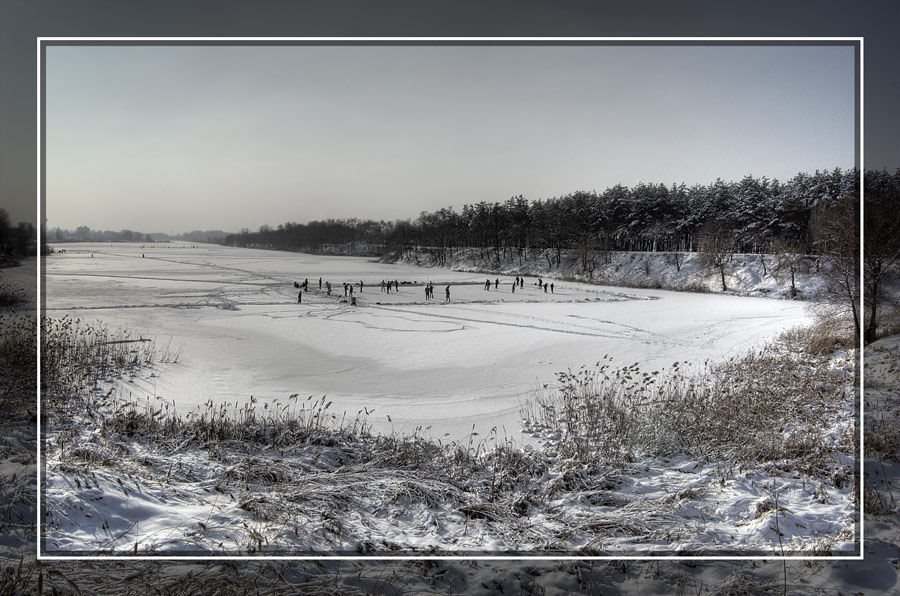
[522, 334, 856, 475]
[875, 305, 900, 339]
[781, 313, 855, 355]
[0, 279, 28, 308]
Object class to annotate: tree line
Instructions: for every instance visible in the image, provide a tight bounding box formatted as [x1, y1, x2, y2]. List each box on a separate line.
[0, 209, 35, 260]
[224, 168, 862, 262]
[46, 227, 229, 245]
[48, 226, 152, 244]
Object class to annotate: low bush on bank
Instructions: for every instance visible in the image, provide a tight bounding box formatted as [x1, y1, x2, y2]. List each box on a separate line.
[521, 318, 857, 480]
[41, 316, 181, 399]
[0, 279, 28, 309]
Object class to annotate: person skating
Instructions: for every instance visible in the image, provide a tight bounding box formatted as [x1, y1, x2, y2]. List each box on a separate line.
[445, 284, 451, 302]
[297, 290, 302, 304]
[550, 282, 554, 293]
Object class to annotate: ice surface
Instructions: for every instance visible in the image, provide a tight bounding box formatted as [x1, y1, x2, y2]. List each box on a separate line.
[44, 242, 814, 442]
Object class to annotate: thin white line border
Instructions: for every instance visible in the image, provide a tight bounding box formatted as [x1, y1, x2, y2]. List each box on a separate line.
[35, 35, 865, 562]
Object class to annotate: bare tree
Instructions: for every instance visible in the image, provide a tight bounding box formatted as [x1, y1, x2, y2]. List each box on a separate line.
[700, 222, 737, 292]
[772, 238, 807, 299]
[665, 248, 685, 272]
[863, 172, 900, 343]
[810, 194, 860, 342]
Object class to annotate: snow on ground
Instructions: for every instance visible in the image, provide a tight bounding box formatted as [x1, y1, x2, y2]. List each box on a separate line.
[36, 242, 862, 557]
[41, 390, 858, 555]
[44, 242, 814, 443]
[0, 246, 890, 591]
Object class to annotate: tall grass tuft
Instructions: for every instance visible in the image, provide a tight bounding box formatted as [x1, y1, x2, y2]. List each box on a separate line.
[41, 316, 180, 399]
[521, 320, 857, 477]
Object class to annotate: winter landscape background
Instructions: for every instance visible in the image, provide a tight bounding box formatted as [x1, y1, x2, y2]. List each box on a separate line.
[30, 239, 860, 558]
[0, 21, 894, 593]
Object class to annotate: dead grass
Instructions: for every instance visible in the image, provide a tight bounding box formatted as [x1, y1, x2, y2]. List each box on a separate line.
[0, 279, 28, 309]
[521, 324, 857, 480]
[781, 314, 856, 355]
[875, 305, 900, 339]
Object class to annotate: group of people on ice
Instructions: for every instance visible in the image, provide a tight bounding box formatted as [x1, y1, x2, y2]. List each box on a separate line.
[295, 277, 366, 303]
[423, 282, 451, 301]
[295, 274, 554, 304]
[480, 275, 554, 293]
[381, 279, 400, 293]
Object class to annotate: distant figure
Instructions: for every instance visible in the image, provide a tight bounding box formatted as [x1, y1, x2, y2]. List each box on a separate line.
[550, 282, 555, 293]
[294, 281, 299, 289]
[445, 284, 451, 302]
[304, 278, 308, 289]
[349, 284, 354, 296]
[544, 283, 548, 293]
[425, 285, 430, 300]
[380, 280, 386, 293]
[326, 282, 332, 296]
[319, 277, 322, 289]
[394, 280, 399, 291]
[297, 291, 302, 304]
[484, 279, 490, 291]
[511, 283, 515, 294]
[359, 280, 364, 292]
[142, 254, 145, 258]
[495, 278, 499, 289]
[538, 277, 543, 288]
[520, 277, 524, 288]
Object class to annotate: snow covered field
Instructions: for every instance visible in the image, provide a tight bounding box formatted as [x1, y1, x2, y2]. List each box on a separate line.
[44, 242, 814, 443]
[36, 242, 863, 557]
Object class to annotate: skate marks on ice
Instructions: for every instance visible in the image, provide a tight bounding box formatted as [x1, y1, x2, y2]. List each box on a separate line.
[319, 306, 466, 333]
[364, 302, 677, 345]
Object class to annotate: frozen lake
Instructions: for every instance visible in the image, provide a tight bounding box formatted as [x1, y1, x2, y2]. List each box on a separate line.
[44, 242, 814, 442]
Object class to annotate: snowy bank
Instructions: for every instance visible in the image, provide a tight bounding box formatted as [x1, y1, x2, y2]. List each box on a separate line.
[393, 247, 830, 301]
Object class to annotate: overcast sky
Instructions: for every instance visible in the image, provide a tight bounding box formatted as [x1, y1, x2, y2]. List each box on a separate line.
[44, 43, 855, 234]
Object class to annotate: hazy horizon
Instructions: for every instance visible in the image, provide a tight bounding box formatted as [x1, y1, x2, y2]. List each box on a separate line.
[44, 43, 856, 235]
[45, 165, 859, 239]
